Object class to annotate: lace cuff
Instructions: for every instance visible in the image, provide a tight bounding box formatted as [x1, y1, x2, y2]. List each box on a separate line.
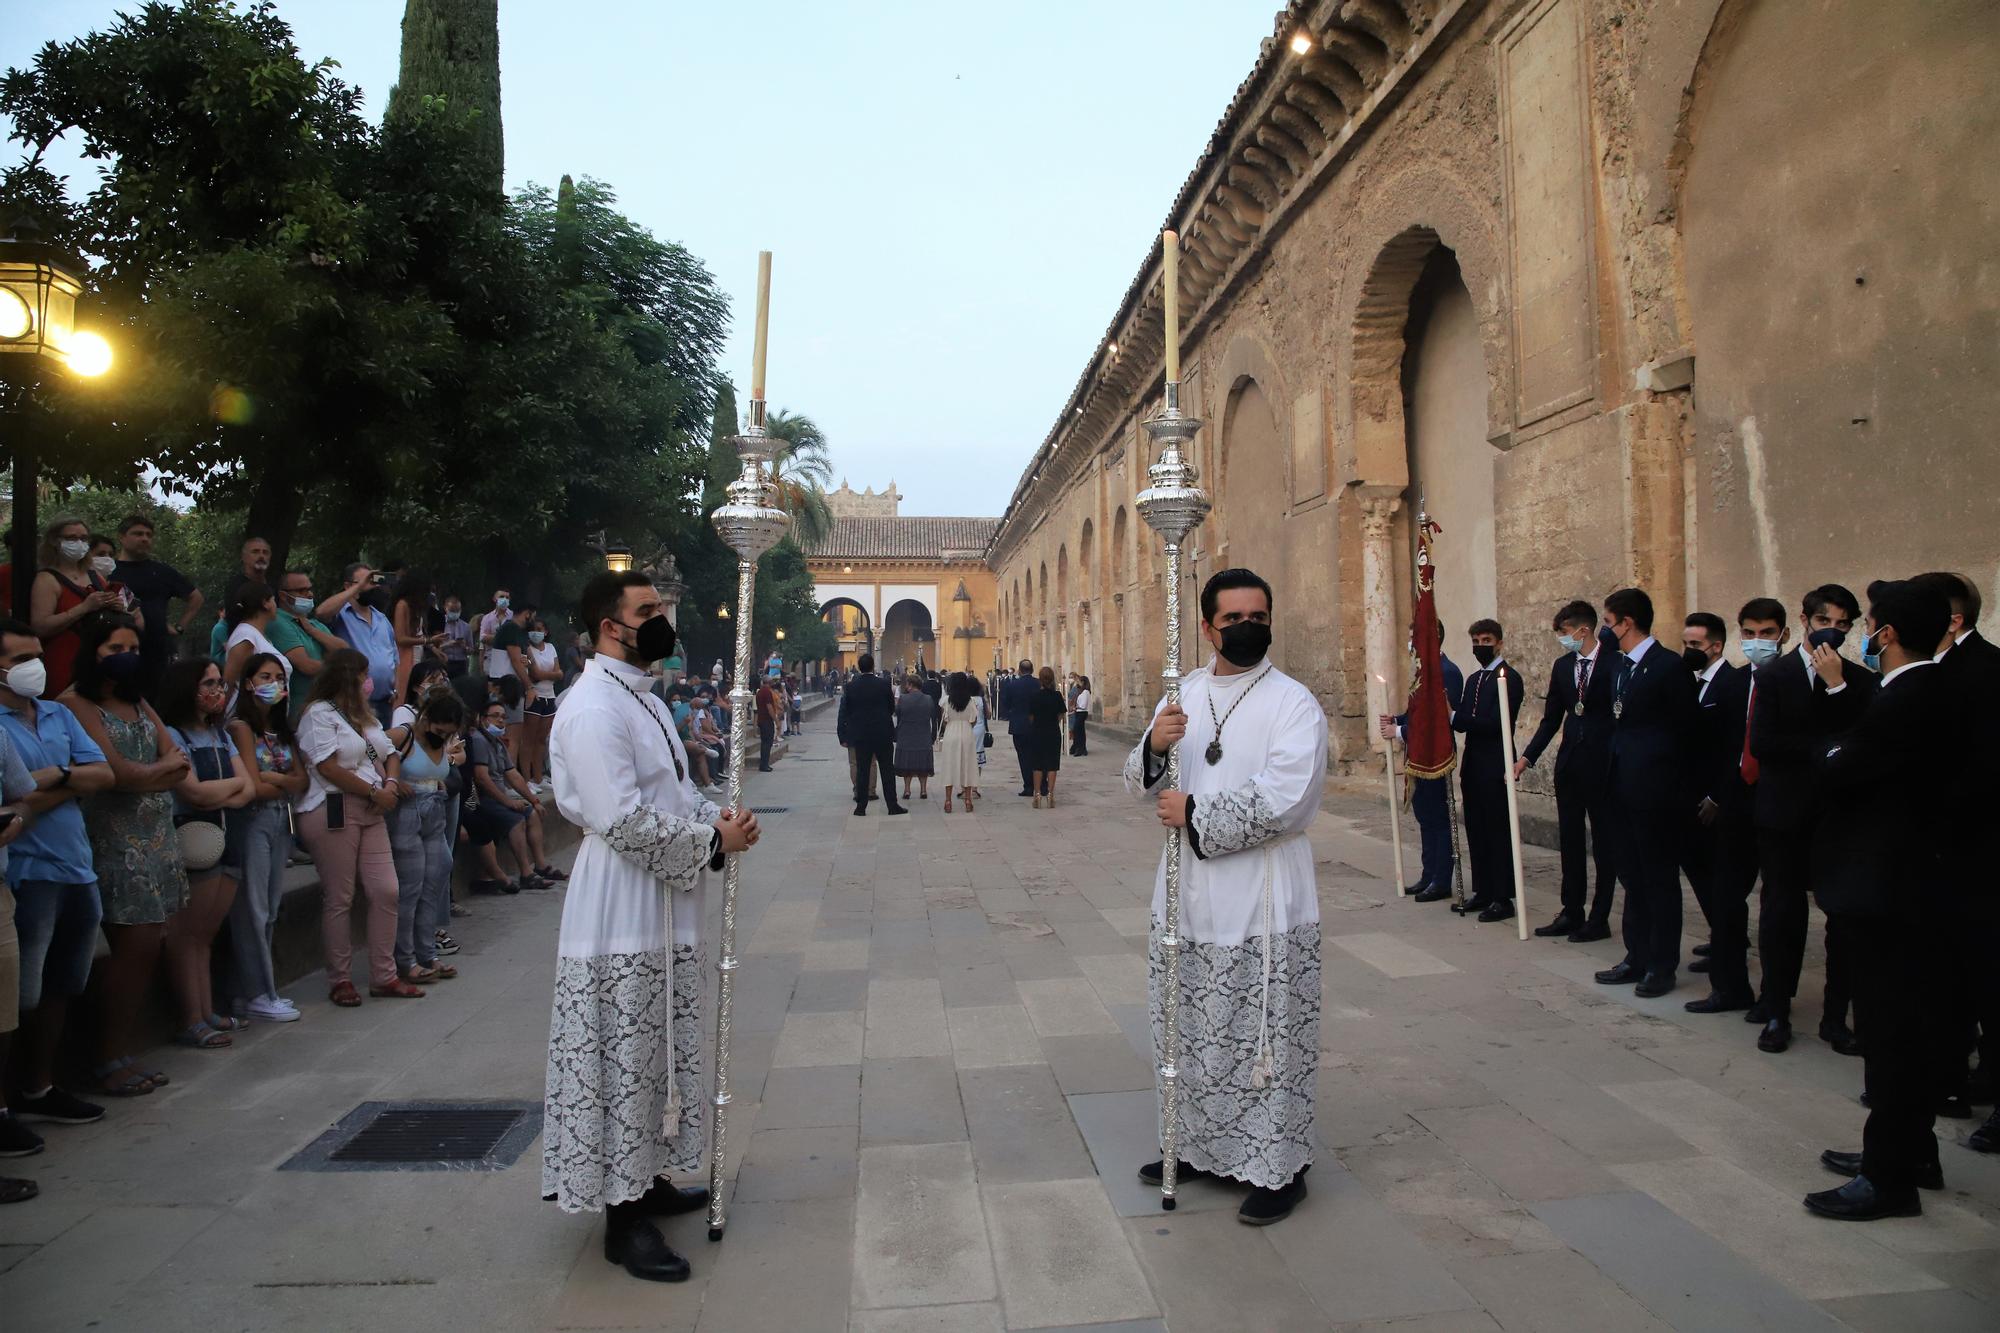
[1188, 781, 1285, 858]
[1123, 735, 1169, 795]
[604, 804, 720, 890]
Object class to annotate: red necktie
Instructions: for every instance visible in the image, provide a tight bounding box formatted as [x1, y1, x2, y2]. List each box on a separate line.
[1739, 680, 1759, 784]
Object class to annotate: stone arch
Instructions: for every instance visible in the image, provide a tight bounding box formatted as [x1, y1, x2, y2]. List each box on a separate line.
[1077, 519, 1097, 692]
[880, 598, 934, 675]
[1217, 376, 1288, 595]
[818, 595, 874, 668]
[1107, 506, 1131, 717]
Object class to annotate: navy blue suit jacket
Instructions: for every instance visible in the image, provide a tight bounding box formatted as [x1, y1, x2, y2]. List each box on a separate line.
[1608, 640, 1698, 811]
[1521, 648, 1615, 780]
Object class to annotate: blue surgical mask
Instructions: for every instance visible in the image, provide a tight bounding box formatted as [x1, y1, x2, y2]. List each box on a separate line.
[291, 596, 314, 615]
[486, 723, 506, 738]
[1860, 628, 1884, 673]
[1557, 634, 1582, 654]
[1741, 639, 1780, 668]
[528, 631, 546, 646]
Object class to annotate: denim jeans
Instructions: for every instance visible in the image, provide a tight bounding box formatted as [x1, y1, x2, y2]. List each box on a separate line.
[228, 800, 295, 1002]
[388, 790, 452, 971]
[12, 878, 101, 1012]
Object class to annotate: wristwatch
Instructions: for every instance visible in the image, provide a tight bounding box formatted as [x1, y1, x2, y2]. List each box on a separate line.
[56, 764, 71, 787]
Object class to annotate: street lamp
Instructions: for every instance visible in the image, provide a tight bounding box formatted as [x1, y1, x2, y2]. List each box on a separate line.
[717, 603, 731, 620]
[774, 627, 786, 641]
[604, 542, 634, 573]
[2, 219, 115, 613]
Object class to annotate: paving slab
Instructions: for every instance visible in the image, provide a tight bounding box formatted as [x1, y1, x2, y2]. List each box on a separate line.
[1126, 1207, 1331, 1329]
[861, 1055, 970, 1146]
[946, 1004, 1045, 1069]
[982, 1177, 1159, 1329]
[771, 1008, 866, 1068]
[1039, 1033, 1154, 1095]
[696, 1196, 854, 1333]
[1065, 1088, 1247, 1218]
[758, 1063, 863, 1129]
[1329, 930, 1461, 977]
[867, 977, 954, 1058]
[851, 1303, 1007, 1333]
[1015, 977, 1122, 1037]
[852, 1142, 997, 1310]
[958, 1064, 1096, 1184]
[1262, 1162, 1479, 1323]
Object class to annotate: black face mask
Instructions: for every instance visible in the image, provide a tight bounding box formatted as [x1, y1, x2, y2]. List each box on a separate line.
[616, 613, 676, 663]
[1217, 621, 1272, 668]
[102, 651, 147, 701]
[1471, 644, 1497, 668]
[1681, 646, 1710, 674]
[1597, 625, 1621, 651]
[1806, 627, 1846, 651]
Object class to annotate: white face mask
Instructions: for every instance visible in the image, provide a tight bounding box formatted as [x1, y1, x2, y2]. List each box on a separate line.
[59, 539, 90, 563]
[4, 660, 48, 700]
[91, 556, 118, 578]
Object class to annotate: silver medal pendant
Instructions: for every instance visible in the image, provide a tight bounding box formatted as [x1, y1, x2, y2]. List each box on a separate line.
[1573, 701, 1584, 716]
[1204, 740, 1223, 766]
[1613, 699, 1624, 720]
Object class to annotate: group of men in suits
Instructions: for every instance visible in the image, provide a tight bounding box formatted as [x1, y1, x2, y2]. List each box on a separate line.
[1410, 577, 1996, 1220]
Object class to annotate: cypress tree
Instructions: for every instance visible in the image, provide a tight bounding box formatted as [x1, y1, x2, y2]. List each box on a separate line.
[386, 0, 504, 196]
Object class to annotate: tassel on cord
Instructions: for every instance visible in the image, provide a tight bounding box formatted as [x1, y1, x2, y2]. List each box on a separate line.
[1251, 847, 1276, 1090]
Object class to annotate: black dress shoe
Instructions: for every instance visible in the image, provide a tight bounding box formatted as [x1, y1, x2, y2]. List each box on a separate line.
[1968, 1109, 2000, 1153]
[1477, 900, 1515, 924]
[1404, 881, 1432, 897]
[1567, 921, 1613, 943]
[1412, 885, 1451, 903]
[1692, 942, 1713, 957]
[1455, 897, 1492, 917]
[1802, 1175, 1921, 1221]
[854, 804, 868, 816]
[1137, 1158, 1208, 1186]
[1688, 957, 1711, 974]
[1817, 1019, 1864, 1057]
[1533, 912, 1579, 938]
[1744, 1000, 1773, 1024]
[886, 804, 909, 816]
[1595, 962, 1642, 985]
[638, 1178, 711, 1216]
[1758, 1018, 1793, 1053]
[1634, 972, 1676, 999]
[1238, 1170, 1308, 1226]
[1016, 789, 1033, 797]
[1936, 1094, 1974, 1121]
[1820, 1149, 1943, 1192]
[1684, 990, 1755, 1015]
[603, 1207, 693, 1282]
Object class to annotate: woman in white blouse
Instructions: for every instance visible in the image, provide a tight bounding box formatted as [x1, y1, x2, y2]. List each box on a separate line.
[296, 649, 421, 1005]
[221, 581, 289, 694]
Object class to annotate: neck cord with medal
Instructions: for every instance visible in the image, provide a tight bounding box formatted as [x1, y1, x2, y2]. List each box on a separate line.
[1203, 662, 1274, 765]
[602, 662, 686, 783]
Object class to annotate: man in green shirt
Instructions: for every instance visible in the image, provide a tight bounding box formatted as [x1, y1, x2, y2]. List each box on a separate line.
[267, 569, 348, 717]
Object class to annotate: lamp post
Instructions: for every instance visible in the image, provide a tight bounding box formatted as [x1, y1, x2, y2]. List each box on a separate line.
[2, 219, 114, 614]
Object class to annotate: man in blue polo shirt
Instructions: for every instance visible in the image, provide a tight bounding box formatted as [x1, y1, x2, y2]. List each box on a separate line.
[0, 618, 117, 1151]
[320, 563, 399, 725]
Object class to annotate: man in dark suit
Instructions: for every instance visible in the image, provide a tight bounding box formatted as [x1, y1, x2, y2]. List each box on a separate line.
[1379, 621, 1464, 904]
[1593, 588, 1696, 998]
[1517, 600, 1616, 941]
[1678, 611, 1739, 981]
[1000, 660, 1039, 797]
[1748, 584, 1877, 1054]
[1451, 619, 1525, 924]
[1911, 572, 2000, 1133]
[1805, 580, 1965, 1221]
[1684, 599, 1787, 1016]
[841, 654, 906, 817]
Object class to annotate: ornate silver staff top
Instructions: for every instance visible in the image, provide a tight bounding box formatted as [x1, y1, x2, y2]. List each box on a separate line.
[705, 391, 789, 1243]
[1135, 377, 1209, 1210]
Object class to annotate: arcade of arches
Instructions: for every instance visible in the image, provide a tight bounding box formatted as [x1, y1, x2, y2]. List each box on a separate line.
[981, 0, 1999, 817]
[804, 504, 1001, 677]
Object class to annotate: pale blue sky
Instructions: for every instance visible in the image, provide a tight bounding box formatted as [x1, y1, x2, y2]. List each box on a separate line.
[7, 1, 1280, 515]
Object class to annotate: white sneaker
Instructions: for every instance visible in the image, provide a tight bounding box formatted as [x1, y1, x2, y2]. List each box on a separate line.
[247, 996, 302, 1023]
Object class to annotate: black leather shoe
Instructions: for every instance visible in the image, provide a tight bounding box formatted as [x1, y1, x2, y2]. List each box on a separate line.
[1968, 1110, 2000, 1154]
[1684, 990, 1755, 1014]
[1533, 912, 1579, 938]
[1238, 1170, 1308, 1226]
[1477, 900, 1516, 924]
[1454, 897, 1492, 917]
[1688, 957, 1711, 974]
[1567, 921, 1612, 943]
[1820, 1149, 1942, 1192]
[1692, 942, 1713, 957]
[1758, 1018, 1793, 1053]
[886, 805, 910, 816]
[1016, 789, 1032, 797]
[638, 1178, 711, 1216]
[1803, 1175, 1921, 1221]
[1936, 1094, 1974, 1121]
[1137, 1158, 1208, 1186]
[1405, 882, 1432, 897]
[1817, 1019, 1863, 1057]
[1412, 885, 1451, 903]
[1634, 972, 1676, 999]
[854, 804, 868, 816]
[1744, 1000, 1773, 1024]
[1595, 962, 1642, 985]
[604, 1209, 692, 1282]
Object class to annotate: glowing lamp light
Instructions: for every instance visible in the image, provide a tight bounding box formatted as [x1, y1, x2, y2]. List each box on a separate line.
[0, 288, 29, 340]
[66, 330, 112, 378]
[603, 541, 634, 573]
[775, 628, 786, 640]
[1290, 31, 1313, 55]
[717, 603, 731, 620]
[0, 223, 111, 377]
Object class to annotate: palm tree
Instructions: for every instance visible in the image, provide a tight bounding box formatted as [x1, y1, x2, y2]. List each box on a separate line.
[762, 408, 835, 548]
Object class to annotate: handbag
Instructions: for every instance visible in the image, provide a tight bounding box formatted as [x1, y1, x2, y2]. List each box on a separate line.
[176, 819, 226, 872]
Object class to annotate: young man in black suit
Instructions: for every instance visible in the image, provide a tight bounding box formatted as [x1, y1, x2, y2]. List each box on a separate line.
[1684, 600, 1786, 1016]
[1451, 619, 1524, 924]
[1593, 588, 1696, 998]
[1000, 660, 1039, 797]
[841, 654, 906, 817]
[1517, 600, 1617, 941]
[1805, 579, 1965, 1221]
[1911, 571, 2000, 1135]
[1678, 612, 1738, 982]
[1378, 620, 1465, 904]
[1748, 584, 1876, 1054]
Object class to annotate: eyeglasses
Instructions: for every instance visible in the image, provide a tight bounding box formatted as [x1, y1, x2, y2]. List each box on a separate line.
[198, 680, 227, 693]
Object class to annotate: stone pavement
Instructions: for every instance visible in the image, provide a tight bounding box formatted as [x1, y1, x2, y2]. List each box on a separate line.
[2, 729, 1997, 1331]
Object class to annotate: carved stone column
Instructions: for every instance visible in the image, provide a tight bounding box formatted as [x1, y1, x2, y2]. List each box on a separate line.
[1359, 489, 1403, 753]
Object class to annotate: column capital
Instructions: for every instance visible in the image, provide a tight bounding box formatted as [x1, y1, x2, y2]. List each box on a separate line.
[1357, 487, 1403, 538]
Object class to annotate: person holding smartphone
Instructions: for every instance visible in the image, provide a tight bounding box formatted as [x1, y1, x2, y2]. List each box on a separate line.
[295, 649, 419, 1006]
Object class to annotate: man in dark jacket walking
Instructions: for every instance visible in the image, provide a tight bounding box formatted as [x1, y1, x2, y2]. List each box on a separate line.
[841, 655, 905, 816]
[999, 659, 1039, 798]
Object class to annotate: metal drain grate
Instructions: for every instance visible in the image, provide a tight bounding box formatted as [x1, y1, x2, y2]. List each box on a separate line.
[282, 1100, 542, 1173]
[751, 805, 790, 814]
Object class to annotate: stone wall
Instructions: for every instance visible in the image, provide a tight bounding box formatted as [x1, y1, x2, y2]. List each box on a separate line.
[988, 0, 2000, 808]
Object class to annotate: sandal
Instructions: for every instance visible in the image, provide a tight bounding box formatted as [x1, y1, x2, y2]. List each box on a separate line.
[91, 1060, 156, 1096]
[114, 1055, 168, 1088]
[428, 963, 458, 980]
[329, 980, 363, 1008]
[175, 1021, 232, 1050]
[402, 966, 440, 985]
[369, 979, 427, 999]
[533, 864, 568, 882]
[0, 1177, 39, 1205]
[943, 797, 953, 812]
[207, 1012, 249, 1032]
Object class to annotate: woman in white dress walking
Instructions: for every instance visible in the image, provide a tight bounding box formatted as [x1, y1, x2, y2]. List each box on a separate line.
[937, 672, 980, 812]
